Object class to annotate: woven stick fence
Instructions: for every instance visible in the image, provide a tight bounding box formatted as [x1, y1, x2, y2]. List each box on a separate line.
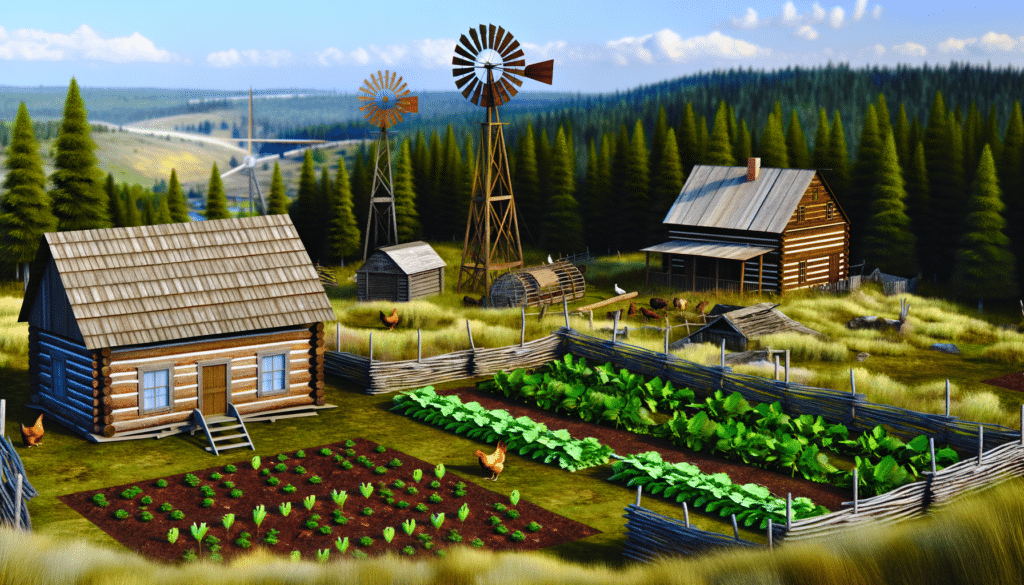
[558, 328, 1019, 452]
[622, 503, 761, 563]
[1, 402, 37, 530]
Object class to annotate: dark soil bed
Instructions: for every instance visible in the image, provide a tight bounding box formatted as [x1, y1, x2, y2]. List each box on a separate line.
[59, 438, 598, 564]
[435, 386, 852, 511]
[983, 371, 1024, 392]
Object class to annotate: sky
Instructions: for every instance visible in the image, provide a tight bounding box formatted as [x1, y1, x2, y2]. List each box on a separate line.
[1, 1, 1022, 94]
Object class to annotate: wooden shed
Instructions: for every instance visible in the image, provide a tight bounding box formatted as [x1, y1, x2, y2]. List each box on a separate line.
[356, 241, 446, 302]
[683, 302, 822, 351]
[18, 215, 337, 453]
[643, 157, 850, 294]
[488, 260, 586, 308]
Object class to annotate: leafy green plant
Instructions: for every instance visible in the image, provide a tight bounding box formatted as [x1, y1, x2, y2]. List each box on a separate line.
[182, 549, 198, 561]
[435, 463, 446, 479]
[274, 463, 287, 473]
[210, 472, 222, 481]
[333, 454, 344, 463]
[403, 545, 416, 555]
[114, 509, 129, 520]
[494, 525, 508, 535]
[429, 494, 443, 504]
[263, 528, 280, 546]
[183, 474, 200, 487]
[293, 466, 306, 475]
[199, 485, 216, 498]
[506, 510, 520, 520]
[429, 480, 441, 489]
[201, 498, 214, 508]
[279, 502, 292, 517]
[266, 477, 280, 486]
[341, 460, 354, 470]
[412, 469, 423, 482]
[221, 513, 234, 540]
[167, 527, 179, 543]
[251, 455, 261, 470]
[317, 548, 330, 562]
[282, 484, 296, 494]
[526, 521, 542, 532]
[382, 526, 396, 543]
[509, 490, 520, 506]
[359, 536, 374, 547]
[92, 494, 109, 507]
[120, 486, 143, 499]
[430, 512, 445, 530]
[488, 515, 501, 526]
[359, 483, 374, 498]
[335, 536, 349, 554]
[295, 450, 306, 458]
[392, 479, 406, 489]
[319, 448, 332, 456]
[252, 505, 267, 539]
[155, 479, 168, 488]
[303, 495, 316, 511]
[344, 439, 355, 448]
[190, 522, 209, 554]
[375, 445, 386, 454]
[140, 496, 153, 506]
[229, 489, 243, 498]
[331, 489, 347, 507]
[402, 518, 416, 535]
[374, 466, 387, 475]
[170, 510, 185, 521]
[139, 511, 154, 522]
[305, 519, 319, 530]
[396, 500, 410, 509]
[291, 551, 301, 561]
[415, 503, 429, 513]
[510, 530, 525, 542]
[406, 486, 419, 495]
[493, 503, 506, 512]
[159, 502, 173, 513]
[362, 507, 373, 516]
[457, 503, 469, 522]
[260, 468, 271, 477]
[447, 529, 462, 543]
[389, 458, 402, 468]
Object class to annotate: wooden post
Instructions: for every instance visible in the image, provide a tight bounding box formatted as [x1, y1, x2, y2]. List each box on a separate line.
[368, 333, 374, 363]
[1020, 404, 1023, 446]
[853, 468, 859, 514]
[731, 514, 739, 540]
[613, 312, 619, 344]
[563, 297, 570, 328]
[14, 473, 24, 530]
[538, 304, 548, 321]
[664, 319, 670, 355]
[520, 307, 526, 347]
[758, 254, 763, 293]
[785, 350, 790, 383]
[945, 379, 950, 417]
[740, 260, 746, 293]
[682, 501, 690, 527]
[774, 354, 780, 381]
[1, 398, 4, 438]
[850, 369, 856, 422]
[466, 319, 475, 350]
[720, 338, 725, 368]
[644, 251, 650, 287]
[684, 319, 691, 335]
[635, 485, 642, 506]
[588, 310, 594, 331]
[978, 425, 984, 465]
[417, 329, 422, 363]
[767, 519, 773, 548]
[929, 437, 936, 474]
[335, 321, 340, 351]
[786, 493, 792, 529]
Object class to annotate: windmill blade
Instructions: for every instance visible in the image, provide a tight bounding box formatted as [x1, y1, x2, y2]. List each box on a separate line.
[395, 80, 409, 95]
[220, 164, 247, 179]
[487, 24, 497, 49]
[492, 79, 510, 105]
[455, 73, 475, 90]
[453, 67, 475, 77]
[468, 27, 483, 53]
[499, 77, 518, 100]
[388, 70, 397, 89]
[452, 56, 475, 68]
[480, 24, 490, 49]
[503, 69, 526, 84]
[494, 26, 511, 54]
[501, 39, 521, 58]
[460, 76, 479, 99]
[524, 60, 554, 84]
[505, 48, 525, 62]
[455, 40, 476, 63]
[471, 81, 483, 106]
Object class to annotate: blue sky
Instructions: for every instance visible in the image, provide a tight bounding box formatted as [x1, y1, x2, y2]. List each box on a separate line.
[1, 1, 1022, 93]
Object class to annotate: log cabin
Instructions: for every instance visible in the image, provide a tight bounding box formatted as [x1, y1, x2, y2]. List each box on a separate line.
[17, 215, 337, 453]
[643, 157, 851, 294]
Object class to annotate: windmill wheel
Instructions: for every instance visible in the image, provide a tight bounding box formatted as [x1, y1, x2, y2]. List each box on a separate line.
[358, 70, 418, 129]
[452, 24, 553, 108]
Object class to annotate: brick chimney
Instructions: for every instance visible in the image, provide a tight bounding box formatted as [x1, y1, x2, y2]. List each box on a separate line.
[747, 157, 760, 181]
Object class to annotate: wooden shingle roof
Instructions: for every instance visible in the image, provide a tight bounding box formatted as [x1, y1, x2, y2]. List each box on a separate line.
[358, 241, 446, 275]
[663, 165, 818, 233]
[20, 215, 336, 350]
[686, 302, 821, 342]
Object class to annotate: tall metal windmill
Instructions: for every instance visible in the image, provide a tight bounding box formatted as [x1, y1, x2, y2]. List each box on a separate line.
[358, 70, 418, 260]
[220, 88, 326, 215]
[452, 24, 553, 295]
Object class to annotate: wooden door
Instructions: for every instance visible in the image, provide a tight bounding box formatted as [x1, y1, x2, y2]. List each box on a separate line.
[201, 364, 227, 416]
[829, 254, 840, 281]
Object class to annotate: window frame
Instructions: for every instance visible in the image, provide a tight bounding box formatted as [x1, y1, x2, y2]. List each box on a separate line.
[798, 261, 807, 285]
[797, 206, 806, 222]
[138, 362, 176, 415]
[256, 350, 291, 398]
[826, 201, 835, 220]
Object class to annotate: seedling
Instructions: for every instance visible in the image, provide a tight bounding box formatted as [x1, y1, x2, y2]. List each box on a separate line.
[295, 450, 306, 458]
[526, 521, 542, 532]
[229, 489, 243, 498]
[401, 518, 416, 536]
[139, 511, 154, 522]
[403, 545, 416, 555]
[274, 463, 287, 473]
[224, 464, 237, 473]
[359, 536, 374, 547]
[510, 530, 526, 542]
[155, 479, 168, 488]
[92, 494, 109, 507]
[317, 549, 330, 562]
[282, 484, 296, 494]
[303, 494, 316, 511]
[411, 469, 423, 483]
[435, 463, 446, 479]
[374, 466, 387, 475]
[266, 477, 280, 486]
[279, 502, 292, 517]
[190, 522, 209, 554]
[201, 498, 214, 508]
[184, 474, 199, 487]
[170, 510, 185, 521]
[319, 448, 332, 456]
[114, 509, 129, 519]
[331, 489, 347, 507]
[388, 458, 402, 468]
[510, 489, 520, 507]
[344, 439, 355, 447]
[382, 526, 395, 543]
[140, 496, 153, 506]
[430, 512, 445, 530]
[374, 444, 386, 453]
[362, 507, 373, 516]
[335, 536, 350, 554]
[447, 529, 462, 543]
[167, 527, 179, 544]
[209, 472, 222, 481]
[252, 505, 267, 539]
[251, 455, 261, 469]
[294, 466, 306, 475]
[309, 476, 322, 484]
[506, 510, 520, 520]
[457, 503, 469, 522]
[470, 538, 485, 548]
[359, 483, 374, 498]
[290, 551, 301, 562]
[222, 514, 235, 540]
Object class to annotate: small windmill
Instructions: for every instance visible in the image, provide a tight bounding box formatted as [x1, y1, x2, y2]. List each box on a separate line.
[220, 88, 326, 215]
[452, 24, 553, 295]
[358, 70, 418, 260]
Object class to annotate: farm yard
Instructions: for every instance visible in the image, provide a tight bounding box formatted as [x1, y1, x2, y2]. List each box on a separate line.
[4, 249, 1024, 569]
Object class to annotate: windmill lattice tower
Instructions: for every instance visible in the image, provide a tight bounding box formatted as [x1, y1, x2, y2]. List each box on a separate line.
[220, 88, 325, 215]
[358, 70, 418, 260]
[452, 24, 553, 295]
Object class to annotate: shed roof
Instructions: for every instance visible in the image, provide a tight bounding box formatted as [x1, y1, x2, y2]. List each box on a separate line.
[641, 239, 776, 261]
[20, 215, 336, 350]
[359, 241, 446, 275]
[663, 165, 818, 233]
[686, 302, 821, 342]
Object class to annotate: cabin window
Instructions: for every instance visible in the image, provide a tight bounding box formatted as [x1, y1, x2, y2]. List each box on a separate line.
[139, 367, 172, 414]
[798, 261, 807, 284]
[826, 201, 835, 220]
[258, 352, 289, 397]
[52, 356, 66, 400]
[797, 206, 806, 222]
[811, 187, 819, 201]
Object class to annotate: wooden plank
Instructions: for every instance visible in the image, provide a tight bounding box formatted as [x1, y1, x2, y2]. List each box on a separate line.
[575, 292, 638, 313]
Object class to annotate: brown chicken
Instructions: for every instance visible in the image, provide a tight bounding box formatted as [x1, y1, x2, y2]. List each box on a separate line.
[696, 300, 709, 315]
[639, 306, 662, 322]
[21, 413, 44, 448]
[475, 441, 507, 481]
[650, 297, 669, 311]
[379, 308, 399, 331]
[673, 297, 688, 311]
[627, 301, 637, 318]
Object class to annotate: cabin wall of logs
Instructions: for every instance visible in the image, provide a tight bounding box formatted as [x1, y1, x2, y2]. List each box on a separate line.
[30, 324, 325, 440]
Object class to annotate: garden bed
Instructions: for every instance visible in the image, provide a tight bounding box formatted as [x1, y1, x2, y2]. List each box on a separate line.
[59, 438, 598, 564]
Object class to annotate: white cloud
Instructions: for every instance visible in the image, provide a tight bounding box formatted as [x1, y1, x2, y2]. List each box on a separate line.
[871, 43, 886, 56]
[782, 2, 800, 23]
[608, 29, 768, 64]
[811, 3, 827, 22]
[853, 0, 868, 20]
[938, 37, 976, 52]
[796, 25, 819, 40]
[829, 7, 845, 28]
[412, 38, 457, 68]
[315, 46, 371, 66]
[732, 8, 760, 29]
[893, 42, 927, 56]
[872, 5, 884, 18]
[206, 49, 291, 67]
[938, 32, 1024, 54]
[0, 24, 175, 63]
[979, 31, 1021, 51]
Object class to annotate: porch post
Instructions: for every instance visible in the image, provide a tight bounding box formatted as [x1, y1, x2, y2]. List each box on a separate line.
[715, 258, 720, 290]
[758, 254, 764, 293]
[645, 251, 650, 287]
[740, 260, 746, 293]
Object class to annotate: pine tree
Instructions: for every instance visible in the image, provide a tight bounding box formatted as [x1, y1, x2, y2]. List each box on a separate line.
[826, 110, 851, 219]
[535, 128, 552, 197]
[695, 114, 709, 164]
[513, 123, 541, 244]
[540, 126, 583, 253]
[154, 193, 172, 224]
[875, 93, 892, 140]
[650, 127, 684, 244]
[786, 110, 811, 169]
[412, 130, 433, 239]
[894, 103, 911, 176]
[950, 144, 1019, 300]
[759, 112, 788, 168]
[204, 163, 230, 220]
[586, 134, 614, 253]
[394, 138, 420, 242]
[329, 156, 361, 262]
[983, 104, 1003, 165]
[0, 101, 55, 267]
[105, 173, 123, 227]
[350, 142, 370, 233]
[623, 120, 650, 250]
[999, 102, 1024, 287]
[122, 183, 141, 227]
[50, 77, 109, 231]
[850, 104, 882, 262]
[904, 141, 930, 275]
[314, 165, 335, 263]
[289, 151, 319, 259]
[863, 132, 916, 276]
[923, 91, 964, 280]
[266, 162, 288, 214]
[609, 125, 632, 252]
[733, 119, 752, 165]
[166, 169, 190, 223]
[139, 187, 155, 226]
[811, 107, 831, 169]
[677, 102, 701, 175]
[706, 102, 735, 166]
[962, 102, 982, 186]
[649, 106, 669, 183]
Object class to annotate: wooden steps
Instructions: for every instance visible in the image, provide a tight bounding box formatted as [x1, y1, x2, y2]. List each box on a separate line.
[191, 404, 255, 456]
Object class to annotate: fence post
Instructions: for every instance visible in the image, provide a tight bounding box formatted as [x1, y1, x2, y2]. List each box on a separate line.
[731, 514, 739, 541]
[466, 319, 475, 350]
[613, 312, 619, 345]
[720, 338, 725, 368]
[335, 321, 340, 352]
[785, 350, 790, 383]
[945, 379, 950, 417]
[1, 398, 4, 438]
[852, 468, 859, 514]
[767, 519, 773, 548]
[978, 425, 984, 466]
[664, 322, 670, 355]
[417, 329, 422, 363]
[635, 485, 642, 506]
[774, 354, 780, 381]
[786, 493, 792, 529]
[589, 310, 594, 331]
[850, 369, 857, 422]
[682, 501, 690, 527]
[563, 297, 570, 329]
[521, 307, 526, 347]
[14, 473, 24, 530]
[929, 437, 936, 474]
[368, 333, 374, 363]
